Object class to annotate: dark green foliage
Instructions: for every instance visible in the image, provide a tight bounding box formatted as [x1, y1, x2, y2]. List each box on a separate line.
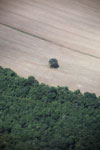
[27, 76, 39, 86]
[5, 69, 17, 76]
[0, 67, 100, 150]
[49, 58, 59, 68]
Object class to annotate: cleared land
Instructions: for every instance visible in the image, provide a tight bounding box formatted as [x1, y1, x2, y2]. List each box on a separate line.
[0, 0, 100, 95]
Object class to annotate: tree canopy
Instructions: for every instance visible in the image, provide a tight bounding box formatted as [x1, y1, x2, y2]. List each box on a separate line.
[0, 66, 100, 150]
[49, 58, 59, 68]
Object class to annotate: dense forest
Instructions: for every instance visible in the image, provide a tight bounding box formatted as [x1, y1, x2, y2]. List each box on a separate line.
[0, 66, 100, 150]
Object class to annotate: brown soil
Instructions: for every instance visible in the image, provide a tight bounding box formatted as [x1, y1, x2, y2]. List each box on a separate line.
[0, 0, 100, 95]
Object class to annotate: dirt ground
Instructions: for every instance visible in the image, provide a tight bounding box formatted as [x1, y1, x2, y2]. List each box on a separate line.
[0, 0, 100, 95]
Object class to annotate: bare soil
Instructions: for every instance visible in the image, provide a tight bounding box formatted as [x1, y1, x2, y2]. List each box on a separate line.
[0, 0, 100, 95]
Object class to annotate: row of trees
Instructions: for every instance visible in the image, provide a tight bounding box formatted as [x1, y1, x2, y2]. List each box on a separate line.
[0, 66, 100, 150]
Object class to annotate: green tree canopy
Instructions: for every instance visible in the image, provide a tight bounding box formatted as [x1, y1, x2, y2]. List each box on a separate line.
[49, 58, 59, 68]
[0, 66, 100, 150]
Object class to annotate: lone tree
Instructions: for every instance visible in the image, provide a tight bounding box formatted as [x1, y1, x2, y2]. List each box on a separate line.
[49, 58, 59, 68]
